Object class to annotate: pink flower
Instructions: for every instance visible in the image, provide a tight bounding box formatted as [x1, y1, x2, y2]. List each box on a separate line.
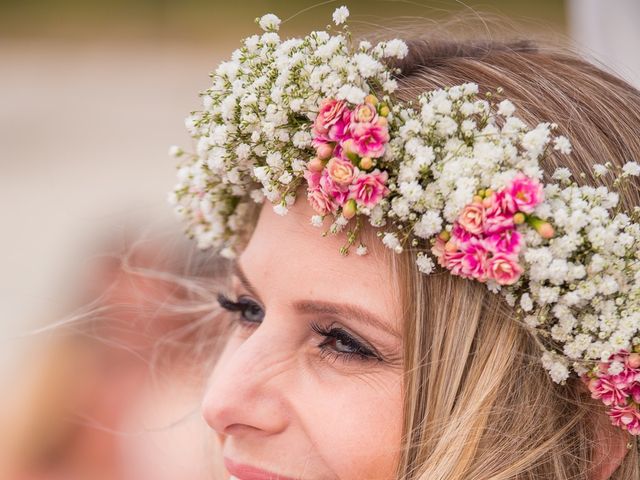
[313, 99, 351, 142]
[608, 403, 640, 435]
[348, 169, 389, 208]
[304, 168, 322, 191]
[348, 119, 390, 158]
[484, 200, 515, 234]
[588, 377, 630, 406]
[352, 103, 378, 124]
[451, 222, 477, 244]
[320, 169, 349, 205]
[458, 202, 485, 235]
[504, 173, 544, 214]
[326, 157, 356, 187]
[307, 187, 338, 216]
[485, 228, 522, 255]
[431, 237, 471, 277]
[460, 238, 490, 281]
[487, 253, 523, 285]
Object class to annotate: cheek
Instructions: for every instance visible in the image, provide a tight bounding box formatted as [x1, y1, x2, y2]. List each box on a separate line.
[301, 373, 403, 480]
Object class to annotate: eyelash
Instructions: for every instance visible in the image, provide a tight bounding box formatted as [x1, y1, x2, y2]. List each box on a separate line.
[216, 293, 381, 364]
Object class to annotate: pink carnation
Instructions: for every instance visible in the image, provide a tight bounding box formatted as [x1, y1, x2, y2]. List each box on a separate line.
[348, 119, 390, 158]
[487, 253, 523, 285]
[503, 173, 544, 214]
[313, 99, 351, 142]
[307, 187, 337, 216]
[608, 403, 640, 435]
[348, 169, 389, 208]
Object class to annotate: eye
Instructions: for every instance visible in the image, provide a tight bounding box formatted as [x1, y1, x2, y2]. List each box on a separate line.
[311, 322, 381, 363]
[217, 293, 265, 325]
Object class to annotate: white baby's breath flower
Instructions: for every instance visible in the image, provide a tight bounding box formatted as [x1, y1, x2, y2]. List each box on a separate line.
[310, 215, 324, 227]
[622, 160, 640, 176]
[356, 244, 368, 256]
[278, 171, 293, 184]
[553, 135, 572, 154]
[552, 167, 572, 182]
[273, 203, 288, 216]
[520, 293, 534, 312]
[336, 84, 367, 104]
[593, 163, 608, 177]
[332, 6, 349, 25]
[382, 232, 403, 253]
[416, 253, 435, 274]
[497, 99, 515, 117]
[258, 13, 281, 32]
[168, 145, 183, 157]
[383, 39, 409, 59]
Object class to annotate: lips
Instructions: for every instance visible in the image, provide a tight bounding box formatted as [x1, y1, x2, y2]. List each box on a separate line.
[224, 456, 298, 480]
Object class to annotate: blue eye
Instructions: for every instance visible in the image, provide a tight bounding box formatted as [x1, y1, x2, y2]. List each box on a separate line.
[217, 293, 265, 324]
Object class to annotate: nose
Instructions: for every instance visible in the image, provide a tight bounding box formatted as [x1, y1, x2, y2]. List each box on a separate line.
[202, 320, 291, 437]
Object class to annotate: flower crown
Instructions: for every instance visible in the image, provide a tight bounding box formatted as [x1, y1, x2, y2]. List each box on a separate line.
[170, 7, 640, 435]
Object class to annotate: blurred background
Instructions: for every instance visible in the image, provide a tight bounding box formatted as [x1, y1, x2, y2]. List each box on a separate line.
[1, 0, 639, 478]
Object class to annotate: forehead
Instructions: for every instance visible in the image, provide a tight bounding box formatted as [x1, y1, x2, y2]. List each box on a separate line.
[238, 199, 400, 325]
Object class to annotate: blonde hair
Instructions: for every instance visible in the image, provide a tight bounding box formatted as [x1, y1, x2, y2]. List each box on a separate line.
[382, 35, 640, 480]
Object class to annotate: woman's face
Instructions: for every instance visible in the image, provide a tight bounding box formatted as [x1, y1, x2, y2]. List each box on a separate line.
[202, 198, 404, 480]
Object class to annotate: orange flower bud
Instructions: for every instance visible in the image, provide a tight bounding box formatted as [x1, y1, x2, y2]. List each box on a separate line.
[342, 199, 357, 219]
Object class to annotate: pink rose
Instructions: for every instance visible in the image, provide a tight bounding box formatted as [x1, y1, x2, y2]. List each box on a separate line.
[487, 253, 523, 285]
[313, 99, 351, 142]
[608, 403, 640, 435]
[326, 157, 356, 187]
[503, 173, 544, 214]
[485, 228, 522, 255]
[348, 169, 389, 208]
[320, 169, 349, 205]
[307, 187, 337, 216]
[460, 239, 490, 281]
[348, 119, 390, 158]
[352, 103, 378, 124]
[458, 202, 485, 235]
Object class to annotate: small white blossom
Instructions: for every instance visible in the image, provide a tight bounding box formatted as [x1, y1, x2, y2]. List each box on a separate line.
[383, 39, 409, 59]
[356, 244, 368, 256]
[382, 232, 403, 253]
[168, 145, 183, 157]
[497, 99, 515, 117]
[593, 163, 608, 176]
[273, 203, 288, 216]
[258, 13, 281, 32]
[553, 135, 572, 154]
[416, 253, 435, 274]
[332, 6, 349, 25]
[310, 215, 324, 227]
[622, 161, 640, 176]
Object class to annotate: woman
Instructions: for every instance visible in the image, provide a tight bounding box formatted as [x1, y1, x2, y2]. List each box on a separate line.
[171, 7, 640, 479]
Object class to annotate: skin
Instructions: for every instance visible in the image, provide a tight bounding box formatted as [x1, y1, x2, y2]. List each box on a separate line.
[201, 197, 404, 480]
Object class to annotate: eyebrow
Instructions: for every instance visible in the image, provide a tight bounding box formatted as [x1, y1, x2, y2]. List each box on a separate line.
[233, 262, 400, 339]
